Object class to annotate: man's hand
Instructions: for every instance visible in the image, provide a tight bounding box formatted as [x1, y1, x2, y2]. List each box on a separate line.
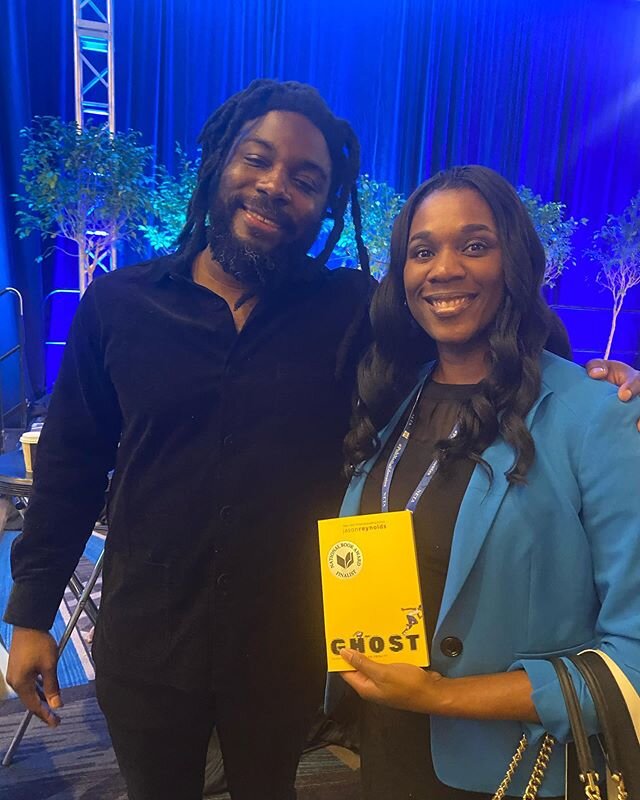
[586, 359, 640, 431]
[7, 627, 63, 727]
[338, 647, 446, 714]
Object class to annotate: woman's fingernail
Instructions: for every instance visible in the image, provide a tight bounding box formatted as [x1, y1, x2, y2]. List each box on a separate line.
[340, 648, 354, 661]
[590, 367, 606, 376]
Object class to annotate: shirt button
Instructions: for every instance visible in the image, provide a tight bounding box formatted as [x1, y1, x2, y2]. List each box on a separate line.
[219, 505, 233, 523]
[222, 434, 233, 448]
[440, 636, 463, 658]
[216, 573, 230, 589]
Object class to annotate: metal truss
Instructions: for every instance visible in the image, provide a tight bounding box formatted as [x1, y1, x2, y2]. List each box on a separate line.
[72, 0, 116, 291]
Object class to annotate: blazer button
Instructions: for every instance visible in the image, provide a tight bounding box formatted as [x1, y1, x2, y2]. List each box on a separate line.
[440, 636, 463, 658]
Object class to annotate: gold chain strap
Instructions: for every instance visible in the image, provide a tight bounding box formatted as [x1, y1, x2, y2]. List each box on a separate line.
[611, 773, 628, 800]
[493, 733, 630, 800]
[523, 735, 555, 800]
[583, 772, 602, 800]
[493, 735, 529, 800]
[492, 734, 556, 800]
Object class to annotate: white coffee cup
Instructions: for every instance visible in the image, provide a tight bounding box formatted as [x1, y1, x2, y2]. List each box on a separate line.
[20, 430, 41, 474]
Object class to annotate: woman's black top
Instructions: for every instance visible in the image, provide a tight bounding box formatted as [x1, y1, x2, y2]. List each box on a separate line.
[358, 378, 500, 800]
[360, 379, 478, 646]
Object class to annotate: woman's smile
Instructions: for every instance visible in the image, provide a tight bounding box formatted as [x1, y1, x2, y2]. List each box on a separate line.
[422, 292, 478, 317]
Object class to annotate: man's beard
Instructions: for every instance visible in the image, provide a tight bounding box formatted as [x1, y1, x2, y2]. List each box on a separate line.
[206, 193, 319, 295]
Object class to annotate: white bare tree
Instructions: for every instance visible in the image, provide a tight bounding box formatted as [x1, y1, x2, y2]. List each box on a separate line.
[585, 191, 640, 359]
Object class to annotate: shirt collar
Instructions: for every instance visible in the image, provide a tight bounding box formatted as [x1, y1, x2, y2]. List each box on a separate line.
[152, 249, 326, 288]
[151, 251, 193, 284]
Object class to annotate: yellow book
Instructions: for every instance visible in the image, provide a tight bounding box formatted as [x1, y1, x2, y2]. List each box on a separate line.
[318, 510, 429, 672]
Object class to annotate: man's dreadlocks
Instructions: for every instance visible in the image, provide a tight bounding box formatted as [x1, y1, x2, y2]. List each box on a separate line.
[176, 79, 370, 274]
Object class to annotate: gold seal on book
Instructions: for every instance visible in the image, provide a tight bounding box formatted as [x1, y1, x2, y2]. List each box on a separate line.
[327, 541, 363, 579]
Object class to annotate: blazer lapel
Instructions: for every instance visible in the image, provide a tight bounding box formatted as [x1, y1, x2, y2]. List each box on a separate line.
[340, 362, 553, 631]
[436, 383, 553, 629]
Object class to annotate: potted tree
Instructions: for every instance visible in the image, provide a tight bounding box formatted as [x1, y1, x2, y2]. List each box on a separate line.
[322, 174, 405, 279]
[13, 116, 153, 293]
[140, 146, 198, 255]
[517, 186, 587, 289]
[585, 191, 640, 359]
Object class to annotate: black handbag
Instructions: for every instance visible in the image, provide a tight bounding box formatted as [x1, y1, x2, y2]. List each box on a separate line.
[492, 650, 640, 800]
[558, 651, 640, 799]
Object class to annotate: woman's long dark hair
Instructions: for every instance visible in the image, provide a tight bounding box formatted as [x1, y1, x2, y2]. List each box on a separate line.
[345, 165, 561, 484]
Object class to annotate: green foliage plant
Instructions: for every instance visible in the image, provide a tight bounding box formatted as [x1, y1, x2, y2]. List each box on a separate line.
[140, 145, 198, 255]
[585, 191, 640, 359]
[517, 186, 587, 288]
[322, 174, 405, 279]
[13, 116, 153, 292]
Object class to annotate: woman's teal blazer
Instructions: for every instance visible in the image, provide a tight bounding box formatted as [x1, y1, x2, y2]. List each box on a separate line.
[329, 350, 640, 795]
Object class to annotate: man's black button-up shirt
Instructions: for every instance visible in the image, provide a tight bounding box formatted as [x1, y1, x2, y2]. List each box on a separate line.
[4, 253, 372, 689]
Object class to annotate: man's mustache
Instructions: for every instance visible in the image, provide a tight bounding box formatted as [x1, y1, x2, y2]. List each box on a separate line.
[229, 195, 297, 236]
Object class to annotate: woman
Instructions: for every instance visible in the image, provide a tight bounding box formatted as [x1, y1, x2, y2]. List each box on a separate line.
[333, 166, 640, 798]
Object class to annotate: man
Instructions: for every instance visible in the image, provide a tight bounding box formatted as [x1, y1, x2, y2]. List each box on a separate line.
[5, 80, 372, 800]
[4, 80, 639, 800]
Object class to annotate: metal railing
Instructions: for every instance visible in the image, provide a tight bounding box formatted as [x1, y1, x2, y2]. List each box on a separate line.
[0, 288, 28, 452]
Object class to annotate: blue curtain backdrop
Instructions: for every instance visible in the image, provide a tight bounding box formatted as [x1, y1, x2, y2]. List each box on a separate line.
[0, 0, 74, 403]
[1, 0, 639, 395]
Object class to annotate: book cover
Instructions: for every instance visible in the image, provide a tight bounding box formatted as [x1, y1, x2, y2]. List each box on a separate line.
[318, 510, 429, 672]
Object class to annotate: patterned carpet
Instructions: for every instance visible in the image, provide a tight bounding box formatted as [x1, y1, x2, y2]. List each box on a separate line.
[0, 686, 361, 800]
[0, 686, 126, 800]
[0, 526, 361, 799]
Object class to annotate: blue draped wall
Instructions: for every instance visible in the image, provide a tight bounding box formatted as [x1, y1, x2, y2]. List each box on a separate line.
[1, 0, 639, 396]
[1, 0, 74, 402]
